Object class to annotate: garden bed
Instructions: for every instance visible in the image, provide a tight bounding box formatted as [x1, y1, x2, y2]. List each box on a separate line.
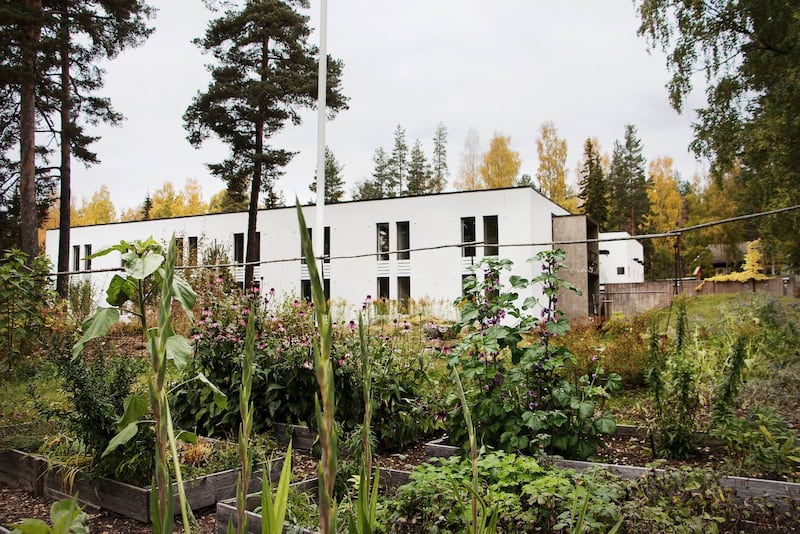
[0, 448, 284, 523]
[423, 434, 800, 507]
[215, 468, 412, 534]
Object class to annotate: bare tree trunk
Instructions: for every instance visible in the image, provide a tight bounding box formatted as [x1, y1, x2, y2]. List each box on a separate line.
[19, 0, 42, 262]
[244, 36, 269, 290]
[57, 9, 71, 297]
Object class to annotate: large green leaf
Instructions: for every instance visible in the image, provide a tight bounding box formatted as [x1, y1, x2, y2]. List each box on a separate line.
[101, 422, 138, 458]
[9, 518, 51, 534]
[72, 307, 120, 358]
[105, 274, 137, 307]
[594, 413, 617, 435]
[195, 372, 227, 409]
[172, 275, 197, 321]
[50, 498, 88, 534]
[165, 334, 192, 371]
[118, 393, 148, 429]
[122, 250, 164, 280]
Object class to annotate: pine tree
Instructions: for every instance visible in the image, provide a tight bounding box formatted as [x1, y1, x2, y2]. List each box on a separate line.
[352, 147, 392, 200]
[388, 124, 408, 196]
[310, 146, 345, 203]
[184, 0, 347, 288]
[430, 122, 448, 192]
[607, 124, 649, 234]
[405, 139, 430, 195]
[577, 138, 608, 228]
[49, 0, 153, 295]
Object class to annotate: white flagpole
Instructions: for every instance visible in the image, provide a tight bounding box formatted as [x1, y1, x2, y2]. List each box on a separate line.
[314, 0, 328, 276]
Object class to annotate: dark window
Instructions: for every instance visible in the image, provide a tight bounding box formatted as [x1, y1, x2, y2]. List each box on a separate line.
[303, 279, 330, 301]
[251, 232, 261, 263]
[377, 276, 389, 300]
[83, 244, 92, 271]
[302, 227, 330, 264]
[397, 276, 410, 312]
[234, 233, 244, 264]
[461, 217, 476, 257]
[483, 215, 499, 256]
[175, 237, 184, 266]
[324, 227, 330, 263]
[72, 245, 80, 272]
[188, 236, 198, 266]
[377, 223, 389, 261]
[397, 221, 410, 260]
[617, 266, 625, 275]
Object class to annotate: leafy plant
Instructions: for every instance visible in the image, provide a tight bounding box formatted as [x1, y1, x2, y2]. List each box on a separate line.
[73, 236, 205, 533]
[258, 441, 294, 534]
[0, 250, 55, 375]
[51, 340, 152, 484]
[448, 252, 620, 459]
[648, 297, 700, 459]
[297, 204, 338, 534]
[10, 498, 88, 534]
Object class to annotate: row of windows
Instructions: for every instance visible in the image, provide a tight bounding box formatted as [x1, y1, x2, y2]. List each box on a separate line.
[461, 215, 499, 257]
[230, 215, 498, 268]
[376, 221, 410, 261]
[175, 236, 199, 266]
[72, 244, 92, 271]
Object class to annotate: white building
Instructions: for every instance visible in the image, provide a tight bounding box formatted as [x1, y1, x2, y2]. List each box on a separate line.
[598, 231, 645, 284]
[46, 187, 639, 319]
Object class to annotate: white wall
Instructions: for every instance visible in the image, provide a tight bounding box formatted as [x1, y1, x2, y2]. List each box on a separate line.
[598, 232, 645, 284]
[46, 187, 572, 319]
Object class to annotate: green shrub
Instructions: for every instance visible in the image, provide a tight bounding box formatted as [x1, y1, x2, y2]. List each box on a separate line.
[0, 250, 55, 375]
[446, 252, 620, 460]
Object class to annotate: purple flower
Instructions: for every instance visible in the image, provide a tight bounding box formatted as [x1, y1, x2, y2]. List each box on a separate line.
[348, 320, 356, 332]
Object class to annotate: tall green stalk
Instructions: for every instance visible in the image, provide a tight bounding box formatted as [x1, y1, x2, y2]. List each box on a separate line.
[149, 237, 196, 533]
[452, 369, 497, 534]
[229, 311, 257, 534]
[74, 236, 198, 533]
[296, 204, 337, 534]
[351, 314, 379, 534]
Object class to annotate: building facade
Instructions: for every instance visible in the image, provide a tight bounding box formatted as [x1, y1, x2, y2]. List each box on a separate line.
[46, 187, 638, 320]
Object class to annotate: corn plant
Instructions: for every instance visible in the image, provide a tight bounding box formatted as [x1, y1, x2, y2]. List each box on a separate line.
[260, 440, 294, 534]
[348, 314, 380, 534]
[73, 236, 204, 533]
[11, 497, 88, 534]
[296, 204, 337, 534]
[229, 311, 257, 534]
[452, 369, 498, 534]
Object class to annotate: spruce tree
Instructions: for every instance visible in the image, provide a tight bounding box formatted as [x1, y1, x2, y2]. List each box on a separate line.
[353, 146, 391, 200]
[184, 0, 347, 288]
[430, 122, 448, 192]
[577, 138, 608, 229]
[607, 124, 649, 234]
[405, 139, 430, 195]
[388, 124, 407, 196]
[309, 146, 345, 203]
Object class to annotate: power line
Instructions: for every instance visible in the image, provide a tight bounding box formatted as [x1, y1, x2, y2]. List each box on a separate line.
[43, 204, 800, 278]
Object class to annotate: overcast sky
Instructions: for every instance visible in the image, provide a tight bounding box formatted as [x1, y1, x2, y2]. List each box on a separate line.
[71, 0, 707, 212]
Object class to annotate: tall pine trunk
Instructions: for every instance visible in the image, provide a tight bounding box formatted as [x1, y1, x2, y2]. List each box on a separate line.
[19, 0, 42, 261]
[244, 36, 270, 290]
[57, 9, 72, 297]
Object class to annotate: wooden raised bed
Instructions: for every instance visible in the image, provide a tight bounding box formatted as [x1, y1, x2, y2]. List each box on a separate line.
[424, 435, 800, 506]
[216, 468, 412, 534]
[272, 423, 317, 451]
[0, 448, 284, 523]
